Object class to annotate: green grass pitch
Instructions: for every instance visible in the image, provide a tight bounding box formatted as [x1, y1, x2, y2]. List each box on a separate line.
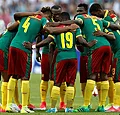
[0, 73, 118, 115]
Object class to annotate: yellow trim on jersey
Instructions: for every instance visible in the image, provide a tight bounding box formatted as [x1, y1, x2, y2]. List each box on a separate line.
[76, 17, 83, 24]
[108, 32, 114, 35]
[29, 16, 41, 20]
[48, 35, 55, 39]
[107, 22, 110, 28]
[104, 10, 109, 18]
[50, 42, 55, 45]
[76, 34, 82, 38]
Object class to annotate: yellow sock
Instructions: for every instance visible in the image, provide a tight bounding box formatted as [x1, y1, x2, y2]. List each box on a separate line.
[40, 80, 48, 102]
[51, 86, 60, 108]
[100, 81, 109, 106]
[96, 82, 101, 105]
[71, 84, 76, 106]
[114, 82, 120, 106]
[21, 80, 29, 107]
[60, 82, 66, 102]
[84, 80, 95, 106]
[14, 81, 20, 105]
[28, 85, 30, 105]
[7, 78, 17, 104]
[49, 80, 54, 96]
[1, 82, 8, 109]
[81, 83, 86, 97]
[66, 86, 74, 108]
[108, 77, 115, 104]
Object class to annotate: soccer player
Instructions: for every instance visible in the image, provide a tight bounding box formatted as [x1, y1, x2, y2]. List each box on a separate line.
[35, 12, 97, 113]
[73, 6, 118, 112]
[5, 10, 51, 113]
[89, 3, 120, 112]
[49, 5, 67, 109]
[75, 3, 89, 98]
[0, 22, 18, 112]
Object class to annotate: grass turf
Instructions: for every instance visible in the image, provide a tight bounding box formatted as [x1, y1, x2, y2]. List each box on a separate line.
[0, 73, 118, 115]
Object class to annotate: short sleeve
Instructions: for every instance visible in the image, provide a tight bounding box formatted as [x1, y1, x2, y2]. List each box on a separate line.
[102, 19, 110, 28]
[48, 34, 55, 39]
[104, 28, 114, 35]
[75, 15, 84, 25]
[76, 28, 82, 38]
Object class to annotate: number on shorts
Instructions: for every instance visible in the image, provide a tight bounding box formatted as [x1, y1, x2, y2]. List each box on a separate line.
[22, 17, 30, 33]
[112, 68, 115, 76]
[61, 32, 73, 49]
[91, 18, 101, 31]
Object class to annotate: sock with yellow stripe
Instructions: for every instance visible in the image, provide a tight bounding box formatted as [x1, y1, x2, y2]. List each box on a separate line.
[51, 86, 60, 108]
[1, 82, 8, 109]
[108, 77, 115, 104]
[49, 80, 54, 96]
[28, 85, 31, 105]
[60, 82, 66, 103]
[83, 80, 95, 106]
[114, 82, 120, 106]
[66, 86, 74, 108]
[40, 80, 48, 102]
[7, 78, 17, 104]
[100, 81, 109, 106]
[21, 80, 29, 107]
[81, 83, 86, 97]
[14, 81, 20, 105]
[96, 82, 101, 105]
[71, 84, 76, 106]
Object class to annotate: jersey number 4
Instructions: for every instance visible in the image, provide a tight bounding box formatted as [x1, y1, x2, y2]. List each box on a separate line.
[61, 32, 73, 49]
[22, 17, 30, 33]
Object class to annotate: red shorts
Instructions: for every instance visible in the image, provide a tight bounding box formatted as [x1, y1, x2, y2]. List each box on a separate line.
[0, 50, 8, 72]
[88, 46, 112, 75]
[8, 47, 32, 79]
[80, 56, 88, 83]
[41, 53, 50, 81]
[54, 59, 77, 85]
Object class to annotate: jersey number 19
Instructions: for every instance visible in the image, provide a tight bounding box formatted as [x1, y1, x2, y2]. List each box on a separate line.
[61, 32, 73, 49]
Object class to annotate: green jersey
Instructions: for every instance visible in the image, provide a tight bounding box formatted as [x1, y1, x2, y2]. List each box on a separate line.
[49, 28, 82, 62]
[75, 14, 110, 51]
[0, 30, 17, 53]
[10, 15, 47, 53]
[104, 10, 120, 54]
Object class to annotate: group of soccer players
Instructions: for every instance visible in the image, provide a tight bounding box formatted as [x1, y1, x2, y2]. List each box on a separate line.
[0, 1, 120, 113]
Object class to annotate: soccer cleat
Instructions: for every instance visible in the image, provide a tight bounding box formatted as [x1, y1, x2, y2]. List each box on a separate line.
[18, 104, 22, 110]
[65, 108, 73, 113]
[21, 106, 34, 113]
[95, 106, 105, 112]
[28, 103, 36, 110]
[39, 102, 46, 110]
[46, 108, 57, 113]
[104, 103, 113, 110]
[6, 103, 18, 113]
[105, 106, 118, 112]
[59, 102, 66, 109]
[0, 108, 6, 112]
[73, 106, 90, 112]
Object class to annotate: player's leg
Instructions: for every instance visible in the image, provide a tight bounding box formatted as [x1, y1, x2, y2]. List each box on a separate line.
[65, 59, 77, 112]
[96, 46, 111, 112]
[80, 56, 88, 97]
[39, 53, 50, 110]
[46, 60, 67, 113]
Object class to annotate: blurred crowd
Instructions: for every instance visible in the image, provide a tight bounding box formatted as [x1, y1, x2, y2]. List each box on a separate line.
[0, 0, 120, 27]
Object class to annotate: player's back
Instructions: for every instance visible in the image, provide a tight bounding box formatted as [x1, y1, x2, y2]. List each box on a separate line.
[75, 14, 110, 50]
[11, 15, 47, 53]
[0, 30, 17, 52]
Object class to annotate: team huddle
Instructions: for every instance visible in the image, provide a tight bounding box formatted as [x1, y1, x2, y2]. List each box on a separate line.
[0, 2, 120, 113]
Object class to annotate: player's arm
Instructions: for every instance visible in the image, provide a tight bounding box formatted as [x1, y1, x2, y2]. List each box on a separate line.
[36, 35, 54, 48]
[93, 30, 115, 40]
[14, 11, 43, 21]
[36, 34, 42, 62]
[7, 21, 19, 31]
[45, 24, 79, 34]
[103, 19, 120, 30]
